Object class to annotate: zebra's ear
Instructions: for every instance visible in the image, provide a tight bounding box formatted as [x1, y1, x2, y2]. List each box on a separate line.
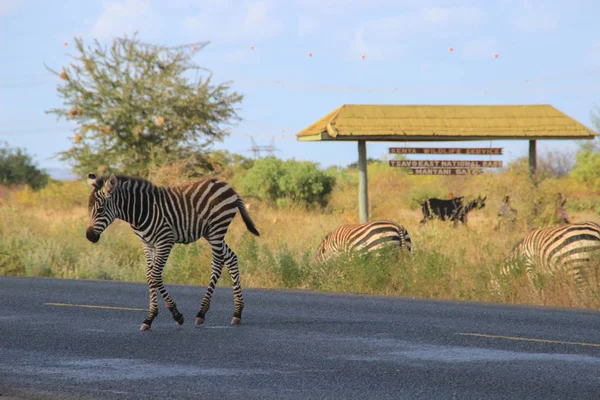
[87, 173, 98, 188]
[102, 174, 118, 197]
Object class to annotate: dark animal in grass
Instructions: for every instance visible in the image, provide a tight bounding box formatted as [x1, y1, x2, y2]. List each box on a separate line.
[416, 195, 486, 226]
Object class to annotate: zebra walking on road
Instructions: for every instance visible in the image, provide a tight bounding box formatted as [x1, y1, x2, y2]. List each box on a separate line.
[86, 173, 260, 331]
[500, 221, 600, 299]
[314, 220, 413, 263]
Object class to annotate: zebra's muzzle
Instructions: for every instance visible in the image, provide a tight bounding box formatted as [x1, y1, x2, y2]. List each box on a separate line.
[86, 227, 100, 243]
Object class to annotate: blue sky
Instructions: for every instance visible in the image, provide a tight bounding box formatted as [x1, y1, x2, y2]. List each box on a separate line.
[1, 0, 599, 178]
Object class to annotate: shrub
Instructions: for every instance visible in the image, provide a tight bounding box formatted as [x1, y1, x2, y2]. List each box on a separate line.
[241, 157, 335, 207]
[0, 142, 50, 190]
[570, 140, 600, 190]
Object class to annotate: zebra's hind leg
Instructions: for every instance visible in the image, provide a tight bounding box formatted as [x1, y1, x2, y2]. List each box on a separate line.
[141, 243, 159, 331]
[196, 240, 226, 325]
[570, 263, 592, 305]
[223, 242, 244, 325]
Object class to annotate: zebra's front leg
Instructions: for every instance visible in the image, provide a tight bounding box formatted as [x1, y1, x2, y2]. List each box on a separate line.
[140, 243, 159, 331]
[150, 240, 185, 327]
[196, 240, 226, 325]
[223, 242, 244, 325]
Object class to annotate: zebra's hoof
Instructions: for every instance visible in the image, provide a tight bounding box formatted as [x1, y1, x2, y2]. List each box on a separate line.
[175, 315, 184, 326]
[231, 317, 241, 325]
[140, 323, 151, 331]
[195, 317, 205, 325]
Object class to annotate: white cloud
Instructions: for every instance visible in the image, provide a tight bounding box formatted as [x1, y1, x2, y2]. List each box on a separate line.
[348, 6, 486, 60]
[294, 0, 421, 10]
[461, 39, 498, 59]
[297, 16, 319, 36]
[0, 0, 25, 16]
[184, 1, 283, 43]
[512, 13, 558, 33]
[222, 49, 250, 64]
[356, 6, 484, 40]
[347, 31, 403, 61]
[241, 2, 280, 37]
[510, 1, 558, 33]
[585, 40, 600, 66]
[92, 0, 160, 39]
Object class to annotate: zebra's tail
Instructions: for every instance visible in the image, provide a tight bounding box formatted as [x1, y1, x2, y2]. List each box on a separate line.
[236, 198, 260, 237]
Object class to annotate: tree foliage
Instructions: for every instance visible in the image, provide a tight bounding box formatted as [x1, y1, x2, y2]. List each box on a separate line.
[570, 109, 600, 189]
[571, 139, 600, 189]
[45, 34, 243, 176]
[240, 157, 335, 207]
[0, 142, 50, 189]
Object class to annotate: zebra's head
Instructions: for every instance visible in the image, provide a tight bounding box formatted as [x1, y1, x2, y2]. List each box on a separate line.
[312, 237, 330, 264]
[86, 172, 118, 243]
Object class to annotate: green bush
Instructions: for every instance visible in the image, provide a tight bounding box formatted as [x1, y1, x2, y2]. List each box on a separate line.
[0, 142, 50, 189]
[570, 140, 600, 190]
[240, 157, 335, 207]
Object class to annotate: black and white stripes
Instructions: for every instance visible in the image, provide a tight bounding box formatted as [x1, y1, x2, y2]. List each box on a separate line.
[86, 173, 259, 330]
[314, 220, 413, 263]
[502, 221, 600, 297]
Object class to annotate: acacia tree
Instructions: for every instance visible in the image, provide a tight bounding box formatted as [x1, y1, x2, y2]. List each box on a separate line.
[45, 34, 243, 176]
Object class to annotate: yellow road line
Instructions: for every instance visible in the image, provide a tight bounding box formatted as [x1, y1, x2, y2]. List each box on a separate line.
[45, 302, 145, 312]
[456, 332, 600, 348]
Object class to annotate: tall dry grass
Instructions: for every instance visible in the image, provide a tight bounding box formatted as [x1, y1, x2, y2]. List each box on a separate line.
[1, 165, 600, 310]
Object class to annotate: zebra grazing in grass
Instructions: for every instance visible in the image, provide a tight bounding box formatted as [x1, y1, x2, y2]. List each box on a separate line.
[86, 173, 259, 331]
[501, 222, 600, 299]
[314, 220, 413, 263]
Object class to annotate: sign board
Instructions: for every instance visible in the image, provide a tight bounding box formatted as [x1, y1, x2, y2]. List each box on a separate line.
[407, 168, 484, 176]
[389, 147, 503, 155]
[389, 160, 502, 168]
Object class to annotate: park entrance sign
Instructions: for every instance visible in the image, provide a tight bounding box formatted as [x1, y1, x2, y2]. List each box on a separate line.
[296, 104, 598, 223]
[407, 168, 484, 176]
[389, 147, 503, 155]
[389, 159, 503, 168]
[389, 148, 503, 175]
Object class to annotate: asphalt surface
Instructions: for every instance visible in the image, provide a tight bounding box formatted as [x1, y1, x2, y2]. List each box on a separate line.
[1, 276, 600, 400]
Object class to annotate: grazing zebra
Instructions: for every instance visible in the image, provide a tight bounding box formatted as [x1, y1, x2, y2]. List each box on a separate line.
[86, 173, 259, 330]
[500, 221, 600, 299]
[313, 220, 413, 263]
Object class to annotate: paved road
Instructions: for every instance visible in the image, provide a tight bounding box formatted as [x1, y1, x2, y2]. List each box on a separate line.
[1, 276, 600, 399]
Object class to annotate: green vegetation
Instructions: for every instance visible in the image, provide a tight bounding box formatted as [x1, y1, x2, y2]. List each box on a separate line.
[45, 34, 243, 176]
[239, 157, 335, 207]
[1, 153, 599, 310]
[1, 34, 596, 312]
[0, 142, 49, 189]
[571, 140, 600, 190]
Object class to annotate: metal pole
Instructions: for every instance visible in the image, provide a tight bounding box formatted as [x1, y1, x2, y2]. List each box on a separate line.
[528, 140, 537, 180]
[358, 140, 369, 223]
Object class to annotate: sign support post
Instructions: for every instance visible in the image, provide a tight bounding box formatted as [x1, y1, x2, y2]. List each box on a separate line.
[529, 140, 537, 180]
[358, 140, 369, 223]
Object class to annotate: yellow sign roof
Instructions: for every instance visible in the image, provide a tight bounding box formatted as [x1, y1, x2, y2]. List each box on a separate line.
[296, 104, 598, 141]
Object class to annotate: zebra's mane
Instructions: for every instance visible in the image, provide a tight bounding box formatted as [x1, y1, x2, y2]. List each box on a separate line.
[93, 174, 155, 190]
